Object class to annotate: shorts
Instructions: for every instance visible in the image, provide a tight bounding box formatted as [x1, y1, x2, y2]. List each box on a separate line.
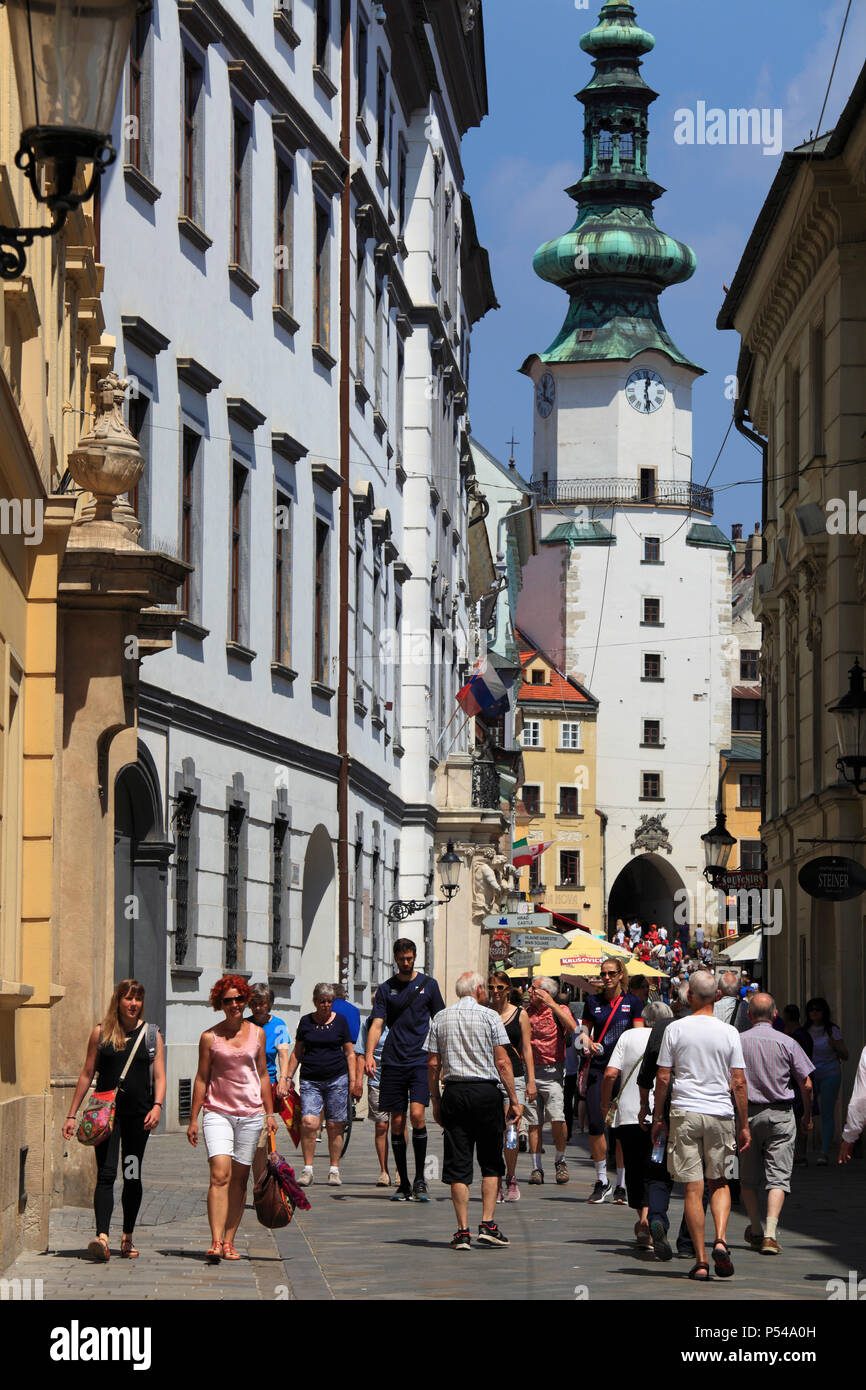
[523, 1065, 565, 1127]
[498, 1074, 527, 1107]
[739, 1105, 796, 1193]
[668, 1109, 735, 1183]
[377, 1061, 430, 1113]
[440, 1082, 505, 1185]
[201, 1110, 262, 1166]
[583, 1065, 608, 1137]
[300, 1074, 349, 1122]
[368, 1086, 389, 1124]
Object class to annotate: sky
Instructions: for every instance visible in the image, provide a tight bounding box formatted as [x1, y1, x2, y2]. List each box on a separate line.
[461, 0, 866, 541]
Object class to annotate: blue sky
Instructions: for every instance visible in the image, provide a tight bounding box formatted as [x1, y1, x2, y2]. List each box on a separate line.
[462, 0, 866, 540]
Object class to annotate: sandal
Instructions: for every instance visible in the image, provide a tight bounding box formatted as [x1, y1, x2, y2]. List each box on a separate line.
[712, 1239, 735, 1277]
[120, 1237, 139, 1258]
[222, 1242, 241, 1260]
[688, 1261, 711, 1281]
[205, 1240, 223, 1263]
[87, 1235, 110, 1262]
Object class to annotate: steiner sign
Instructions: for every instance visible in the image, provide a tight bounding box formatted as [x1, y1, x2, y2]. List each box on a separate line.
[797, 856, 866, 902]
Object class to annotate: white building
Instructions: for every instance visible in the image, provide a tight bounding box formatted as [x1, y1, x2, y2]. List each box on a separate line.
[516, 0, 732, 934]
[98, 0, 494, 1128]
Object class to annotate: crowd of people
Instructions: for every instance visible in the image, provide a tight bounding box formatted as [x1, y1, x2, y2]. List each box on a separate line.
[63, 943, 865, 1272]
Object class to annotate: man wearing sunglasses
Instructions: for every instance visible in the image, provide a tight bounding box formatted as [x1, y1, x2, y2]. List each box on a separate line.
[578, 959, 644, 1203]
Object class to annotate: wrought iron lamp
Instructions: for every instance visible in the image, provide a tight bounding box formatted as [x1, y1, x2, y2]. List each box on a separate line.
[0, 0, 143, 278]
[701, 811, 737, 887]
[387, 841, 461, 922]
[829, 658, 866, 794]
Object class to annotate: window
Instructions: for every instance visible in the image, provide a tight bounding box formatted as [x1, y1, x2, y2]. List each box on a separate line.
[271, 815, 289, 973]
[229, 463, 248, 644]
[531, 668, 545, 685]
[559, 786, 579, 816]
[740, 650, 759, 682]
[559, 851, 580, 887]
[314, 518, 330, 685]
[128, 392, 151, 545]
[393, 592, 402, 746]
[395, 340, 404, 465]
[127, 8, 152, 175]
[376, 59, 387, 167]
[355, 233, 366, 381]
[643, 653, 662, 681]
[522, 720, 541, 748]
[643, 597, 661, 625]
[643, 536, 660, 563]
[315, 0, 330, 70]
[225, 803, 245, 969]
[372, 564, 382, 708]
[275, 157, 294, 312]
[732, 698, 762, 731]
[231, 109, 251, 271]
[642, 719, 661, 746]
[598, 128, 613, 162]
[528, 856, 541, 890]
[639, 468, 656, 501]
[560, 721, 582, 748]
[397, 138, 408, 235]
[522, 785, 540, 816]
[641, 772, 662, 800]
[740, 840, 763, 873]
[182, 52, 203, 224]
[356, 12, 368, 117]
[173, 788, 197, 965]
[739, 773, 761, 809]
[274, 490, 292, 666]
[373, 272, 384, 410]
[619, 130, 634, 163]
[180, 428, 199, 616]
[314, 200, 331, 349]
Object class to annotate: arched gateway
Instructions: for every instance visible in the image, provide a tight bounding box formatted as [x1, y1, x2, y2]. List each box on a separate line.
[607, 853, 686, 937]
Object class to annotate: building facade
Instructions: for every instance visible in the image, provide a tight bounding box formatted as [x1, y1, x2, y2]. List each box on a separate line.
[718, 63, 866, 1064]
[515, 0, 732, 937]
[97, 0, 495, 1129]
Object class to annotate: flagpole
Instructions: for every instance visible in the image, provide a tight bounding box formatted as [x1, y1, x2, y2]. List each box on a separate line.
[442, 711, 472, 761]
[435, 701, 466, 751]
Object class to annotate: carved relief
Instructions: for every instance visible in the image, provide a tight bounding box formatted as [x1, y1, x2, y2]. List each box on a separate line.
[631, 814, 672, 857]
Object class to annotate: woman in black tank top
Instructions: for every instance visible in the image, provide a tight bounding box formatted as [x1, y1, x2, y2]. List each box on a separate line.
[488, 971, 537, 1199]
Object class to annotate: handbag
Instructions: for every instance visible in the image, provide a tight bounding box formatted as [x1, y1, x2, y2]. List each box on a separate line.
[273, 1081, 302, 1148]
[252, 1129, 311, 1229]
[577, 995, 624, 1098]
[76, 1024, 149, 1147]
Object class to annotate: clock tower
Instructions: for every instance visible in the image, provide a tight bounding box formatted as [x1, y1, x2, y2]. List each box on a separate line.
[517, 1, 734, 940]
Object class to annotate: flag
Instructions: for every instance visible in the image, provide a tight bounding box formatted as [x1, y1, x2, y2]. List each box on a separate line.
[456, 659, 512, 719]
[512, 837, 554, 868]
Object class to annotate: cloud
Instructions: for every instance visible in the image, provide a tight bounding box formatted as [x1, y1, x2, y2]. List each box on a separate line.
[782, 0, 866, 144]
[479, 157, 576, 259]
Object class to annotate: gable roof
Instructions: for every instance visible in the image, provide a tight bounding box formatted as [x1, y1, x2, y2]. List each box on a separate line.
[516, 629, 598, 708]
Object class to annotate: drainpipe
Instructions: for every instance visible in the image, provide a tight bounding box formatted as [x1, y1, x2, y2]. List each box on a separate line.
[337, 0, 351, 989]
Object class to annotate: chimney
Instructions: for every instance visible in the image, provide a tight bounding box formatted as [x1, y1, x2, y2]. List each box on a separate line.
[731, 524, 743, 541]
[732, 522, 746, 573]
[744, 523, 761, 576]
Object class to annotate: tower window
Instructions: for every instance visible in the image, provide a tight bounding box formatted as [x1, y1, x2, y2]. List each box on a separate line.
[619, 131, 634, 162]
[598, 128, 613, 161]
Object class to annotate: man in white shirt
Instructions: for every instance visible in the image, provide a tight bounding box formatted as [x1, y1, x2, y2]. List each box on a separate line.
[651, 970, 751, 1281]
[839, 1045, 866, 1163]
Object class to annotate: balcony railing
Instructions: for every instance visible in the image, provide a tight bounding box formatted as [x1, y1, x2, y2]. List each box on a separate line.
[531, 477, 714, 515]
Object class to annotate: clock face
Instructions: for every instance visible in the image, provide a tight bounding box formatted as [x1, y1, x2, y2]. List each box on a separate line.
[536, 371, 555, 418]
[626, 368, 666, 414]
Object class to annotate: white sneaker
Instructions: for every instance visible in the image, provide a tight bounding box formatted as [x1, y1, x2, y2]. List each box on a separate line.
[328, 1168, 342, 1186]
[298, 1168, 313, 1187]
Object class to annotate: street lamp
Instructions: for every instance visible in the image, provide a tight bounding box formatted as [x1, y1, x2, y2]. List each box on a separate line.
[0, 0, 142, 278]
[829, 658, 866, 794]
[701, 811, 737, 887]
[387, 841, 462, 921]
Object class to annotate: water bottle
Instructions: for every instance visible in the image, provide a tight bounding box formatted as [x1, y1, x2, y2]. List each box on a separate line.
[651, 1136, 666, 1164]
[506, 1123, 518, 1150]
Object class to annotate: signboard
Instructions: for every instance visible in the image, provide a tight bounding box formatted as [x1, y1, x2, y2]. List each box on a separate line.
[797, 856, 866, 902]
[559, 954, 604, 970]
[482, 913, 558, 931]
[509, 931, 571, 952]
[509, 951, 538, 969]
[716, 871, 767, 891]
[488, 930, 511, 963]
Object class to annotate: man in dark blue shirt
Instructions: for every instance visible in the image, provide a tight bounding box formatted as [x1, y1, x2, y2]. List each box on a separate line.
[331, 984, 361, 1043]
[366, 938, 445, 1202]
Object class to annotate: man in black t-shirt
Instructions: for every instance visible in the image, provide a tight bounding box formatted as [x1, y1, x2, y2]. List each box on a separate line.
[366, 938, 445, 1202]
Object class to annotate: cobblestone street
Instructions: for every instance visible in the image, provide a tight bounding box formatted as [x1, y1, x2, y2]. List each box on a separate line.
[5, 1125, 863, 1302]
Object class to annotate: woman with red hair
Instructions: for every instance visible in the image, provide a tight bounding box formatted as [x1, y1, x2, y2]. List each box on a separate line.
[187, 975, 277, 1260]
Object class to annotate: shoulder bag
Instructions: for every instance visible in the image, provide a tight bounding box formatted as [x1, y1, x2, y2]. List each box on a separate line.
[76, 1025, 149, 1147]
[577, 995, 624, 1098]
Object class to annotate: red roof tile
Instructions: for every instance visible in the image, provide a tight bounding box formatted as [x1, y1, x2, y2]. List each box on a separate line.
[517, 633, 589, 705]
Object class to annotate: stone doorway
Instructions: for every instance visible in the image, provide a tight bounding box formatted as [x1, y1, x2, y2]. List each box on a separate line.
[114, 746, 172, 1044]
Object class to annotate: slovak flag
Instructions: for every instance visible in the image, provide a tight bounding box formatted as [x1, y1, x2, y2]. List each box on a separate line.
[456, 660, 512, 719]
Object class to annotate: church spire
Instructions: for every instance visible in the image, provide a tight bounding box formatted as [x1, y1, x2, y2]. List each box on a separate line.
[532, 1, 699, 370]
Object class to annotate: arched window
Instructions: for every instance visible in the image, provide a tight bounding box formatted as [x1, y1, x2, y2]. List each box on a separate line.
[619, 130, 635, 163]
[597, 127, 614, 162]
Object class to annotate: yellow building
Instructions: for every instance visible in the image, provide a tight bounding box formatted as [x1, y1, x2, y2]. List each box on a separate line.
[515, 630, 602, 935]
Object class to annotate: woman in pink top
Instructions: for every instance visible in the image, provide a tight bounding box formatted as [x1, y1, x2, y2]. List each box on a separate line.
[187, 975, 276, 1261]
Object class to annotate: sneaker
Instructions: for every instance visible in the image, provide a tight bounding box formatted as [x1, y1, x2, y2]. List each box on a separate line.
[504, 1177, 521, 1202]
[298, 1168, 313, 1187]
[588, 1179, 612, 1204]
[391, 1185, 413, 1202]
[376, 1171, 392, 1187]
[528, 1168, 544, 1185]
[613, 1185, 627, 1205]
[328, 1168, 342, 1186]
[450, 1229, 471, 1251]
[650, 1220, 672, 1262]
[555, 1159, 570, 1185]
[761, 1237, 782, 1255]
[477, 1221, 510, 1247]
[412, 1178, 429, 1203]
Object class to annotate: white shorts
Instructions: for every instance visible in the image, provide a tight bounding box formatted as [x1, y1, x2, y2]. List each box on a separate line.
[201, 1110, 262, 1166]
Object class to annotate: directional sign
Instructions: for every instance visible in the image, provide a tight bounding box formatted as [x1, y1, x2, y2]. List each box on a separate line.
[508, 951, 539, 969]
[482, 913, 558, 931]
[509, 931, 571, 952]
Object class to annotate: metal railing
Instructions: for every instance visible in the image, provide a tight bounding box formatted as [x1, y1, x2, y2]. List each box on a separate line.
[530, 477, 714, 515]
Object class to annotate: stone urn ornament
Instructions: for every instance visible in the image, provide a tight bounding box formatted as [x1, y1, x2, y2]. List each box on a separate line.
[68, 371, 143, 546]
